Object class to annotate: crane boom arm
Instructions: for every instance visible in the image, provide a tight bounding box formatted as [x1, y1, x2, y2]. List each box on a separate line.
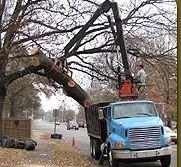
[63, 0, 131, 76]
[63, 0, 112, 57]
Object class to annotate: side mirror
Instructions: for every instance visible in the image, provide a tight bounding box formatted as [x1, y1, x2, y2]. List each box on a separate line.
[98, 108, 104, 120]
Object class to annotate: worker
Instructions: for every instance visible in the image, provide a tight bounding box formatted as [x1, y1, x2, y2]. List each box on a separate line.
[136, 64, 147, 85]
[133, 64, 147, 92]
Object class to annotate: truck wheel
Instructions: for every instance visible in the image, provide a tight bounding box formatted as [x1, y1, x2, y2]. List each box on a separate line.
[108, 147, 119, 167]
[160, 155, 171, 167]
[90, 139, 94, 157]
[92, 140, 101, 160]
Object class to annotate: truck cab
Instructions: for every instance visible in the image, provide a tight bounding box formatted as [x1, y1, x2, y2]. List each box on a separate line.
[85, 100, 172, 167]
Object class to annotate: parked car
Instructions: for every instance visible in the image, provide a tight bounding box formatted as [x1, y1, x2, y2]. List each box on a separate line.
[77, 121, 85, 128]
[164, 126, 177, 144]
[67, 121, 79, 130]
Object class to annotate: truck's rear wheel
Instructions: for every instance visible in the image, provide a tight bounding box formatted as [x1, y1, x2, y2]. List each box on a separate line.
[160, 155, 171, 167]
[92, 140, 101, 160]
[90, 138, 101, 159]
[90, 139, 94, 157]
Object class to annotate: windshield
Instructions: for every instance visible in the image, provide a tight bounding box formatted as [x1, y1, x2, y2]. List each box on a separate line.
[113, 102, 157, 119]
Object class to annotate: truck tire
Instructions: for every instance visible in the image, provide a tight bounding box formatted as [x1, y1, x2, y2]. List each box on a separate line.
[160, 155, 171, 167]
[90, 139, 94, 157]
[108, 147, 119, 167]
[92, 140, 101, 160]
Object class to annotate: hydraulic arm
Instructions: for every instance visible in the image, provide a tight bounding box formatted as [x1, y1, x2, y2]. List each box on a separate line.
[61, 0, 137, 99]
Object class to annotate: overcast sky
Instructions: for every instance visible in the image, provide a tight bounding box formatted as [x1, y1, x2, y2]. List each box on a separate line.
[40, 92, 81, 112]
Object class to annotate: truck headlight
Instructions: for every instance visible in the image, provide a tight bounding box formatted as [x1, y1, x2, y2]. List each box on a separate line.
[165, 138, 172, 145]
[113, 141, 125, 149]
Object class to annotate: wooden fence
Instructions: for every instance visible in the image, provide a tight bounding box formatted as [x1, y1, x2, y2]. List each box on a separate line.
[0, 118, 32, 138]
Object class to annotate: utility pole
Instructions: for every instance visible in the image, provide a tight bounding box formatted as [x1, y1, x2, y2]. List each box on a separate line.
[53, 109, 59, 134]
[74, 111, 76, 121]
[62, 100, 65, 123]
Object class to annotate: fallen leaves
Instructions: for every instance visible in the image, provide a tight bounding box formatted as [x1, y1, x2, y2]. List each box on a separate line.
[51, 140, 96, 167]
[0, 147, 27, 166]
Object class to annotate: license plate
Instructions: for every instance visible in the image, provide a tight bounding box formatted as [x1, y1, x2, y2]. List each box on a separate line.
[131, 150, 158, 158]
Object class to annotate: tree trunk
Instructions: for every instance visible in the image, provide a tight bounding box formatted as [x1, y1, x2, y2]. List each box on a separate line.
[32, 49, 92, 108]
[0, 84, 6, 138]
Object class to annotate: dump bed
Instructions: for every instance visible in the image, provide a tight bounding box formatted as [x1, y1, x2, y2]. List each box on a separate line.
[85, 102, 111, 141]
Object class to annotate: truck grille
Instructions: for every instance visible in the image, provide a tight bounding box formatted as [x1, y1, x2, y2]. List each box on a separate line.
[128, 127, 161, 150]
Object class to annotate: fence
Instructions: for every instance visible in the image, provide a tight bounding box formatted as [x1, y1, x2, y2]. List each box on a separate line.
[0, 118, 32, 138]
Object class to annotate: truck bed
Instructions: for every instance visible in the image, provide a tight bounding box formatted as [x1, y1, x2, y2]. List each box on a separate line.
[84, 102, 111, 141]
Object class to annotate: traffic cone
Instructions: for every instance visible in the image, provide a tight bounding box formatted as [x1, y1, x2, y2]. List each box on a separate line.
[71, 137, 76, 147]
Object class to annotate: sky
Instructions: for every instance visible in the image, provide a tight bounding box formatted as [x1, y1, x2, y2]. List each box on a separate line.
[39, 91, 81, 113]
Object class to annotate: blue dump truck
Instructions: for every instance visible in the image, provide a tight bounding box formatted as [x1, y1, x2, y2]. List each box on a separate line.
[62, 0, 172, 166]
[85, 100, 172, 167]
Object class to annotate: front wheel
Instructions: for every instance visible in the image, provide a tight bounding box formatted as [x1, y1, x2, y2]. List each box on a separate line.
[160, 155, 171, 167]
[107, 147, 119, 167]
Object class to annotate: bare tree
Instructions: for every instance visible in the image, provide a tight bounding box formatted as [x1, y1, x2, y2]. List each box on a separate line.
[0, 0, 176, 125]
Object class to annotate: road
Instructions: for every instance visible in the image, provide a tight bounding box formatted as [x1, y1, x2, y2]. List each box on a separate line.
[34, 120, 177, 167]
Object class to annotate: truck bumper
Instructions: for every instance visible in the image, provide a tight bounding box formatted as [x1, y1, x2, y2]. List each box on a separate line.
[112, 146, 172, 159]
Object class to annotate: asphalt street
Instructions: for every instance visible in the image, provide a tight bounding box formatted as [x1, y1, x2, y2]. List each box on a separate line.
[34, 120, 177, 167]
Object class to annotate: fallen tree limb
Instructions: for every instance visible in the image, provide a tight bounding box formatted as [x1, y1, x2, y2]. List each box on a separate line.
[31, 48, 91, 108]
